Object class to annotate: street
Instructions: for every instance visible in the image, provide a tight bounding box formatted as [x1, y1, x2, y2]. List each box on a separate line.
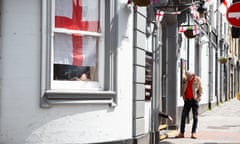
[160, 98, 240, 144]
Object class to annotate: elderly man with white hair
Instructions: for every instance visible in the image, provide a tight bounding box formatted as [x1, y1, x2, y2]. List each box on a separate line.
[176, 71, 203, 139]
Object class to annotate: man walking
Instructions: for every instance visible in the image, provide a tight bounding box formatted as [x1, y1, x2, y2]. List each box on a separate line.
[176, 71, 203, 139]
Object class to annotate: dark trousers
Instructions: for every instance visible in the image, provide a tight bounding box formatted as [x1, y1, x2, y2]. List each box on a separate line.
[180, 99, 199, 134]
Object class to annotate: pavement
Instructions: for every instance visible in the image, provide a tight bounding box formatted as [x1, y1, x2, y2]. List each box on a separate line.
[160, 98, 240, 144]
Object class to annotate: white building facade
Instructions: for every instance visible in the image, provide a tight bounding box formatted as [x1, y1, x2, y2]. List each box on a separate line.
[0, 0, 238, 143]
[0, 0, 148, 143]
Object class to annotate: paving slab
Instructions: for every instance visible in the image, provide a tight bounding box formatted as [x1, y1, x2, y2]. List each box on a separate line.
[160, 98, 240, 144]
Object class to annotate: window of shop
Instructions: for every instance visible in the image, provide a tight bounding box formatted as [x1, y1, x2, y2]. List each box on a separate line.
[41, 0, 116, 107]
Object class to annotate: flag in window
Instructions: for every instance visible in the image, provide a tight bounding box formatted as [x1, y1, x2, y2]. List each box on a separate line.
[54, 0, 100, 66]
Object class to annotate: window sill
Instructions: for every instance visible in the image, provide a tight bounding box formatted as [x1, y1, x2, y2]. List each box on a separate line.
[41, 90, 117, 108]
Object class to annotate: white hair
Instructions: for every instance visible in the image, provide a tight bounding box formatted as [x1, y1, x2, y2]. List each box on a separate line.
[185, 71, 193, 75]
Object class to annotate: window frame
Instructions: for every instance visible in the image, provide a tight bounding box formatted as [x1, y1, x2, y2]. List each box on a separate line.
[52, 0, 103, 90]
[40, 0, 116, 108]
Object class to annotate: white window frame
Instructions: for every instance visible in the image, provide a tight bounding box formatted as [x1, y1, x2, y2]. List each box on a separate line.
[51, 0, 104, 90]
[40, 0, 116, 107]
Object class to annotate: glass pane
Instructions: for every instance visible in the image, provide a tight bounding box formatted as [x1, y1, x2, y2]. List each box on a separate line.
[53, 33, 98, 81]
[54, 64, 90, 80]
[53, 0, 100, 82]
[55, 0, 99, 32]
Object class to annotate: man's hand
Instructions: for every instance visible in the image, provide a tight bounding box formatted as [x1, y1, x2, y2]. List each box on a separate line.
[168, 115, 174, 123]
[196, 96, 201, 102]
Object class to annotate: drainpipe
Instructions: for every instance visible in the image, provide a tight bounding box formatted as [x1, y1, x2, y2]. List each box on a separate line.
[208, 4, 214, 110]
[208, 32, 212, 110]
[215, 0, 219, 106]
[148, 4, 159, 143]
[187, 12, 190, 70]
[151, 21, 159, 144]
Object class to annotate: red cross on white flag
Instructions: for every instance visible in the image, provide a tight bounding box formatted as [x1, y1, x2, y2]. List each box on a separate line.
[54, 0, 99, 66]
[156, 10, 164, 22]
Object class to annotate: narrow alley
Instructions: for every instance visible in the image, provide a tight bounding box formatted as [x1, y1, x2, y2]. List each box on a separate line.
[160, 98, 240, 144]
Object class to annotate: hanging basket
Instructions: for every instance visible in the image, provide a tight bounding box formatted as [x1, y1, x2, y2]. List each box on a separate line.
[132, 0, 151, 6]
[184, 29, 196, 39]
[218, 57, 228, 64]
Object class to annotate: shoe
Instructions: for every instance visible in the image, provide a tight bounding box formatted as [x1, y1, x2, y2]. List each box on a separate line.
[191, 133, 197, 139]
[175, 133, 184, 138]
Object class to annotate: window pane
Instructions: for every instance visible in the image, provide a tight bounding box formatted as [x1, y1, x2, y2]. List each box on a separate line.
[53, 0, 100, 82]
[55, 0, 99, 32]
[54, 64, 90, 80]
[54, 33, 98, 66]
[53, 34, 98, 81]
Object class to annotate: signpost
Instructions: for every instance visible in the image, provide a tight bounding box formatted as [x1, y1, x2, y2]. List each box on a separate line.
[226, 2, 240, 28]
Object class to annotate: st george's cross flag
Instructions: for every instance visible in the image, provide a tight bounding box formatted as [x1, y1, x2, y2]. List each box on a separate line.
[156, 10, 164, 22]
[54, 0, 100, 66]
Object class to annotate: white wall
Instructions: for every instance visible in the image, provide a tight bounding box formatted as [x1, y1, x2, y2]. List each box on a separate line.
[212, 48, 216, 103]
[188, 39, 196, 72]
[200, 43, 210, 104]
[177, 34, 210, 106]
[0, 0, 134, 143]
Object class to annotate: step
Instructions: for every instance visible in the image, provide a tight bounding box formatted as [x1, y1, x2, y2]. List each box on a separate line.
[159, 124, 178, 141]
[159, 124, 167, 130]
[160, 129, 178, 140]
